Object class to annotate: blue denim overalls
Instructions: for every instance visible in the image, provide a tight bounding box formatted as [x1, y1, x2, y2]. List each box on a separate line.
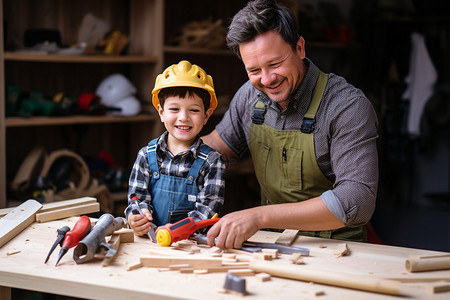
[147, 138, 213, 226]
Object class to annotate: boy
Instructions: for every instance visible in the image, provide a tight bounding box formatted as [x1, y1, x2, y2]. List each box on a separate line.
[125, 60, 225, 236]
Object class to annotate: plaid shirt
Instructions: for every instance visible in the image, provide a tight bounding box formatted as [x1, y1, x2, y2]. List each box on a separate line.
[126, 131, 225, 221]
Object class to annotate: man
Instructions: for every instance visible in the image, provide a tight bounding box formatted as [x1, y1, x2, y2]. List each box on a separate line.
[203, 0, 378, 249]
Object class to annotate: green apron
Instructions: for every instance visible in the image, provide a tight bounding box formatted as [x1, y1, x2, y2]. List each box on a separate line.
[248, 69, 366, 242]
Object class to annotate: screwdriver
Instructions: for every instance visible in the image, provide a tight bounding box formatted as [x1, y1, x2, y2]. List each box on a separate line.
[130, 193, 157, 242]
[44, 225, 70, 263]
[55, 215, 91, 266]
[156, 214, 220, 247]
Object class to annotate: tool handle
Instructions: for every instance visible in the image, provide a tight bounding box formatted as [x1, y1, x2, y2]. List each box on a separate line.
[157, 216, 220, 246]
[190, 217, 220, 232]
[61, 215, 91, 249]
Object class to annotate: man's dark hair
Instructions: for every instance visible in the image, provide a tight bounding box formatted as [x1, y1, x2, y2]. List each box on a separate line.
[158, 87, 211, 112]
[227, 0, 300, 59]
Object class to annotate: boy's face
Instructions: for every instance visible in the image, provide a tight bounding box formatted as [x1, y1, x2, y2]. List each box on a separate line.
[158, 93, 213, 151]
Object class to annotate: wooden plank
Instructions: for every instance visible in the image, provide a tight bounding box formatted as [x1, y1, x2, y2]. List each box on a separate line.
[38, 197, 97, 213]
[0, 197, 97, 217]
[35, 202, 100, 223]
[0, 200, 42, 248]
[275, 229, 299, 246]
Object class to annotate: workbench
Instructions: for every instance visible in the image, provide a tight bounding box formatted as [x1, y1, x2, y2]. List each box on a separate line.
[1, 217, 449, 300]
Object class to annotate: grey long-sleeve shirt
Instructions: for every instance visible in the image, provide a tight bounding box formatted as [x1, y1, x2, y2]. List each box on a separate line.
[216, 59, 379, 227]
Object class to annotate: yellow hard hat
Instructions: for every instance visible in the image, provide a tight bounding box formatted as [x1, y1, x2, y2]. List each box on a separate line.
[152, 60, 218, 110]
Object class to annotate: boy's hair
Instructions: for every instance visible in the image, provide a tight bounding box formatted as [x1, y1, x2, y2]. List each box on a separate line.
[158, 87, 211, 112]
[226, 0, 300, 60]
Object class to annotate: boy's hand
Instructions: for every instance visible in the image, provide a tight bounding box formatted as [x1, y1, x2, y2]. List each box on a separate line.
[128, 208, 154, 236]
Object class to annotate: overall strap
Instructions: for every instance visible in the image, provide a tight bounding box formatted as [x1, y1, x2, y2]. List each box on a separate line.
[251, 99, 267, 124]
[301, 69, 328, 133]
[147, 138, 160, 180]
[185, 144, 213, 186]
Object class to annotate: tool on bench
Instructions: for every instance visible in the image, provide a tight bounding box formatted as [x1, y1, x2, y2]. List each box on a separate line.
[54, 215, 91, 266]
[194, 234, 310, 256]
[129, 193, 157, 242]
[73, 213, 126, 264]
[156, 214, 220, 247]
[44, 226, 70, 263]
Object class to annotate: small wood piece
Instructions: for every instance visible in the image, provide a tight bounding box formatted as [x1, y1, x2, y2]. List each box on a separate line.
[179, 268, 194, 273]
[228, 268, 255, 276]
[289, 252, 304, 265]
[255, 273, 271, 282]
[168, 264, 190, 270]
[426, 281, 450, 294]
[333, 243, 350, 258]
[127, 262, 143, 271]
[261, 248, 279, 259]
[140, 255, 223, 268]
[0, 200, 42, 248]
[35, 202, 100, 222]
[406, 254, 450, 272]
[113, 229, 134, 243]
[275, 229, 299, 246]
[194, 265, 251, 274]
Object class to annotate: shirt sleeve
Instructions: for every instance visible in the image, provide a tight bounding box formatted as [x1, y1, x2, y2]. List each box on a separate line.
[326, 90, 379, 227]
[125, 147, 154, 218]
[188, 150, 226, 221]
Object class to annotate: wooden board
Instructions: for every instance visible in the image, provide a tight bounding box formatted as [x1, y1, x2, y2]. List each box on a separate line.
[35, 202, 100, 223]
[0, 200, 42, 248]
[0, 197, 97, 217]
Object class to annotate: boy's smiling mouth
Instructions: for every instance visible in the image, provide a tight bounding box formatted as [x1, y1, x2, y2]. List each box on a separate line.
[176, 125, 191, 130]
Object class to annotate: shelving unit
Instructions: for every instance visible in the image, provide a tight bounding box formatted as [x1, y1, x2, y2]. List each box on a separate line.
[1, 0, 253, 209]
[0, 0, 165, 207]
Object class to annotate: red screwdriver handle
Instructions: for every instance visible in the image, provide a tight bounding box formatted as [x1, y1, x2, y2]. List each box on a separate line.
[61, 215, 91, 249]
[166, 216, 220, 244]
[191, 217, 220, 233]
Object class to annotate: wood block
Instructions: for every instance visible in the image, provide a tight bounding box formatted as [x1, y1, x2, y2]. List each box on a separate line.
[426, 281, 450, 294]
[168, 264, 191, 270]
[255, 273, 271, 282]
[113, 229, 134, 243]
[0, 200, 42, 248]
[261, 248, 279, 259]
[140, 255, 223, 268]
[275, 229, 299, 246]
[179, 268, 194, 273]
[127, 262, 143, 271]
[228, 268, 255, 276]
[35, 202, 100, 222]
[333, 243, 350, 258]
[194, 265, 251, 274]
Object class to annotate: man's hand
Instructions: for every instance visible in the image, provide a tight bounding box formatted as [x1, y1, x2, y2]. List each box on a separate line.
[206, 209, 261, 249]
[127, 208, 153, 236]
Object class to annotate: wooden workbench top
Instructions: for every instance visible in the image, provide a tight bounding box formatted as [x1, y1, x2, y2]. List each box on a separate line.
[1, 217, 449, 299]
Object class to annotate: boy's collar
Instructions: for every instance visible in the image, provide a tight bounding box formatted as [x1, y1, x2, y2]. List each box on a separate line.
[157, 131, 202, 158]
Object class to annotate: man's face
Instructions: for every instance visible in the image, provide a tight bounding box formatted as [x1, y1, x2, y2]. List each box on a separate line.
[240, 30, 306, 110]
